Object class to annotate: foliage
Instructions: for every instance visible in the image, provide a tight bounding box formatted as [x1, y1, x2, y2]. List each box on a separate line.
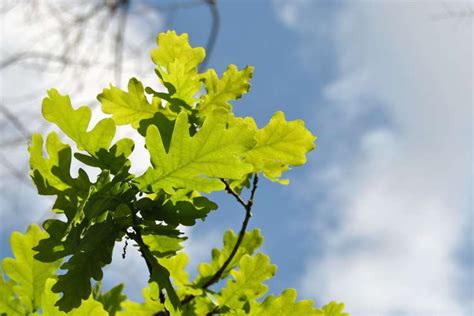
[1, 31, 348, 315]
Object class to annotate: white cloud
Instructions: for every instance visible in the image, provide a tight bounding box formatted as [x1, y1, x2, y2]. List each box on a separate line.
[0, 1, 165, 226]
[0, 0, 170, 295]
[182, 228, 222, 274]
[275, 1, 472, 315]
[1, 3, 224, 303]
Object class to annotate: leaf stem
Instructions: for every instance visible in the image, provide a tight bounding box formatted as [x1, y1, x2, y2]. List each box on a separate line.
[127, 206, 154, 275]
[203, 175, 258, 288]
[127, 206, 170, 315]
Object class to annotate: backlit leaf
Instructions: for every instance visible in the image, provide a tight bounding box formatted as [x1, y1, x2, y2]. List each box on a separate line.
[29, 132, 72, 194]
[41, 278, 108, 316]
[322, 302, 349, 316]
[195, 229, 263, 286]
[244, 111, 316, 183]
[1, 225, 61, 314]
[99, 78, 160, 128]
[249, 289, 324, 316]
[198, 65, 254, 117]
[0, 270, 24, 315]
[42, 89, 115, 154]
[137, 111, 255, 193]
[117, 288, 164, 316]
[216, 253, 276, 310]
[151, 31, 205, 106]
[151, 31, 205, 71]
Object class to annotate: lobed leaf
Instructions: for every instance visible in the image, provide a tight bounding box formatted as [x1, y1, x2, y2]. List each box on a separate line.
[137, 111, 255, 193]
[322, 302, 349, 316]
[29, 132, 73, 195]
[51, 220, 119, 311]
[157, 61, 202, 106]
[159, 252, 202, 298]
[249, 289, 324, 315]
[1, 225, 62, 314]
[195, 229, 263, 286]
[99, 78, 161, 128]
[41, 278, 108, 316]
[94, 283, 127, 316]
[74, 137, 135, 175]
[198, 64, 254, 117]
[42, 89, 115, 155]
[151, 31, 205, 71]
[244, 111, 316, 183]
[138, 195, 217, 226]
[0, 275, 23, 316]
[216, 253, 276, 310]
[142, 234, 185, 258]
[117, 288, 164, 316]
[137, 111, 175, 152]
[151, 31, 205, 106]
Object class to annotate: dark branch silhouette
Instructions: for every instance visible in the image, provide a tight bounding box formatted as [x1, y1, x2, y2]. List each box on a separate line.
[0, 0, 220, 184]
[181, 174, 259, 307]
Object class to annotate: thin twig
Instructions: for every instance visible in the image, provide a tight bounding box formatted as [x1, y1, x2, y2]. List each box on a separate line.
[0, 152, 29, 183]
[181, 174, 259, 306]
[127, 205, 169, 313]
[200, 0, 219, 70]
[202, 175, 258, 288]
[0, 103, 31, 139]
[114, 0, 130, 86]
[0, 51, 102, 69]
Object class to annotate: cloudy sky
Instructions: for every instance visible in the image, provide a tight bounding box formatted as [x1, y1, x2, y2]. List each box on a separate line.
[1, 1, 472, 315]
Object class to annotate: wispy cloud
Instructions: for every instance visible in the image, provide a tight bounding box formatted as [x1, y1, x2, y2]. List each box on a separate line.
[275, 1, 472, 315]
[0, 2, 165, 230]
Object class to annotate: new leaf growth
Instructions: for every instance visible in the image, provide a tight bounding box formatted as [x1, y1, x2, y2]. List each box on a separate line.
[1, 31, 347, 316]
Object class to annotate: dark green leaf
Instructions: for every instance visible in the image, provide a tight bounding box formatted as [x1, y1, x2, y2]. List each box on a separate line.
[95, 284, 127, 316]
[138, 195, 217, 226]
[51, 220, 120, 312]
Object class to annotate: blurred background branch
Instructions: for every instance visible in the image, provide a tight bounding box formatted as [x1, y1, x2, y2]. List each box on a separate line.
[0, 0, 219, 184]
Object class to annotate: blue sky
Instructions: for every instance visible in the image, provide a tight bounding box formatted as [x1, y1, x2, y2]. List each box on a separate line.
[0, 1, 472, 315]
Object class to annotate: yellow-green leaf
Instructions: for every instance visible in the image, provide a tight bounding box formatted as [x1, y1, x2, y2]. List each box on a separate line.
[1, 225, 62, 314]
[41, 278, 108, 316]
[151, 31, 205, 71]
[117, 288, 164, 316]
[42, 89, 115, 154]
[99, 78, 160, 128]
[142, 234, 184, 258]
[151, 31, 205, 105]
[196, 229, 263, 286]
[159, 60, 202, 105]
[159, 252, 189, 287]
[137, 111, 255, 193]
[249, 289, 324, 316]
[29, 132, 72, 193]
[244, 111, 316, 183]
[159, 252, 202, 298]
[198, 65, 254, 117]
[0, 275, 23, 316]
[217, 253, 276, 310]
[322, 301, 349, 316]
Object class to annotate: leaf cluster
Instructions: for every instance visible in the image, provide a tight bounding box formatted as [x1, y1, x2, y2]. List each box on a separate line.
[1, 31, 347, 315]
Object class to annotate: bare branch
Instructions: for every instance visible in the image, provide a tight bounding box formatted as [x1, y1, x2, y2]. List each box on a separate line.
[0, 103, 30, 139]
[200, 0, 220, 70]
[114, 0, 130, 86]
[182, 175, 259, 306]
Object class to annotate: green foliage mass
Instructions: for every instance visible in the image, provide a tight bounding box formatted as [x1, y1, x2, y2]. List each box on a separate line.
[1, 30, 348, 315]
